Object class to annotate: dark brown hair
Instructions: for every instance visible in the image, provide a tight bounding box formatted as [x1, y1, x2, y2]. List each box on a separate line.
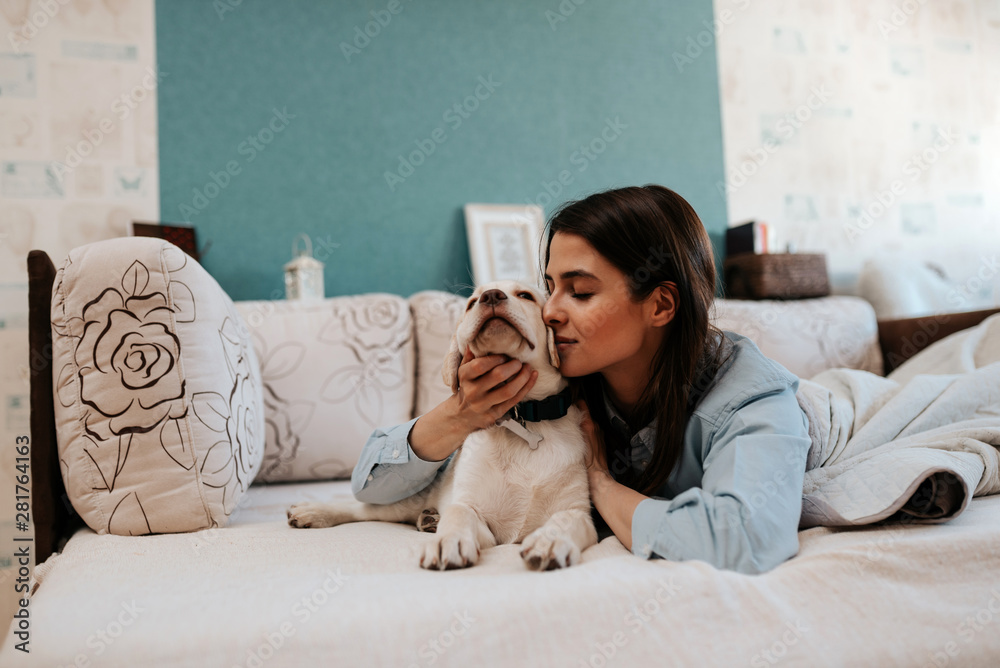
[543, 185, 729, 496]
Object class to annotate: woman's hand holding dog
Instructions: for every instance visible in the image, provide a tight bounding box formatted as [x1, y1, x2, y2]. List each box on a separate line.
[410, 349, 538, 462]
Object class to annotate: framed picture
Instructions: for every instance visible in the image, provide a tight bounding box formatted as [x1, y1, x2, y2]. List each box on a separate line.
[129, 221, 202, 261]
[463, 204, 546, 286]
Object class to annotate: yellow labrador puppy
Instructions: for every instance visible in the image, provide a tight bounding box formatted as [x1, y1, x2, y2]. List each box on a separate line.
[287, 280, 597, 570]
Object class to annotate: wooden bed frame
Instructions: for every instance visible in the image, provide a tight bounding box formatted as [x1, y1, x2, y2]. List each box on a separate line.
[26, 248, 1000, 563]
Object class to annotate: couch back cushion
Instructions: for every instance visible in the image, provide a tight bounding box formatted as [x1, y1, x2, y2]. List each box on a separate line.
[405, 293, 883, 424]
[409, 290, 466, 417]
[712, 296, 883, 378]
[51, 238, 264, 535]
[234, 294, 414, 482]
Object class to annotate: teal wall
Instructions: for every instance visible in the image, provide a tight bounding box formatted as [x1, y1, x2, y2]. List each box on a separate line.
[157, 0, 728, 300]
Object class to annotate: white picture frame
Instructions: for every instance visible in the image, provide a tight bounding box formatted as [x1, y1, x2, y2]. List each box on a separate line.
[463, 204, 546, 287]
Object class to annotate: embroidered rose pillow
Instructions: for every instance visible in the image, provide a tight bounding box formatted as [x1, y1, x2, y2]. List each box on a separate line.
[233, 294, 414, 482]
[50, 237, 264, 535]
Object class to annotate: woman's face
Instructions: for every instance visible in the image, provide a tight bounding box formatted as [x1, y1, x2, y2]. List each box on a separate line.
[542, 232, 664, 382]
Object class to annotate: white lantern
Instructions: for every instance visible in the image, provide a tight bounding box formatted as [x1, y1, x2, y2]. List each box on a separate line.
[284, 234, 325, 301]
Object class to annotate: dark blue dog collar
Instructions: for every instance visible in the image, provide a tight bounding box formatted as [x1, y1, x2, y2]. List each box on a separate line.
[510, 386, 574, 423]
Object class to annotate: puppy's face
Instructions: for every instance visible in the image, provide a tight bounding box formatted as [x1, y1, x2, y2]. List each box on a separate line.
[442, 281, 561, 395]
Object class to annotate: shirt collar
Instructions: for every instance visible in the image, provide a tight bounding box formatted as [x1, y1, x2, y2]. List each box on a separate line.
[600, 385, 656, 472]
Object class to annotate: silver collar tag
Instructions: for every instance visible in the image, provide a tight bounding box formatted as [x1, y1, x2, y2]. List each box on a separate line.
[498, 418, 543, 450]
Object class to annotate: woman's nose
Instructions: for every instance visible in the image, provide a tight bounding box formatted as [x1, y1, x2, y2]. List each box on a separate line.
[542, 298, 564, 325]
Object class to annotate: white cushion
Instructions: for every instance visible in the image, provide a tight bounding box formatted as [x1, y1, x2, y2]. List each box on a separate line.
[712, 296, 883, 379]
[409, 290, 465, 417]
[409, 292, 883, 407]
[857, 255, 961, 320]
[51, 238, 264, 535]
[234, 294, 414, 482]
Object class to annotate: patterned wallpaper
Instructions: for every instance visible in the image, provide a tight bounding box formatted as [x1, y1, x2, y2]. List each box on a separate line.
[0, 0, 158, 626]
[0, 0, 159, 297]
[714, 0, 1000, 302]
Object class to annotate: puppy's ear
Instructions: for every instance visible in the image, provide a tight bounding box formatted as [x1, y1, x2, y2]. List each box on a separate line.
[546, 326, 560, 369]
[441, 334, 463, 393]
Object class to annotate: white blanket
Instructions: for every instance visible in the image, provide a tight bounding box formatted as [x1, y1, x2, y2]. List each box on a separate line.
[797, 314, 1000, 528]
[6, 317, 1000, 667]
[5, 481, 1000, 667]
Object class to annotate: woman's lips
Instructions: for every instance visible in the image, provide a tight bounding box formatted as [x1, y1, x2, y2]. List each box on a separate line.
[555, 336, 577, 352]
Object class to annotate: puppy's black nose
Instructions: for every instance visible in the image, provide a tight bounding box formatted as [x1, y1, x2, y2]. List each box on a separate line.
[478, 289, 507, 306]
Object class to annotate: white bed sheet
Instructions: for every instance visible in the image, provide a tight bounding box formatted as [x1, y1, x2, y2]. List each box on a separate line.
[4, 479, 1000, 667]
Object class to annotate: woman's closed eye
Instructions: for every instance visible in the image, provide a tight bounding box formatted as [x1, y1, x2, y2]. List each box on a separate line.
[572, 292, 594, 300]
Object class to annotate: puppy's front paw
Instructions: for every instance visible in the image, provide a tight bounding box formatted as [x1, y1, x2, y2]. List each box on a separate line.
[287, 502, 336, 529]
[416, 508, 440, 533]
[419, 532, 480, 570]
[520, 529, 581, 570]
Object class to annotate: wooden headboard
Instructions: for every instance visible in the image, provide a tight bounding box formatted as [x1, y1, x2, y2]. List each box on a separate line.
[27, 250, 83, 564]
[877, 307, 1000, 374]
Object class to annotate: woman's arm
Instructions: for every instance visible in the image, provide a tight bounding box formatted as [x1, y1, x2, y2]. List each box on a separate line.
[579, 387, 810, 573]
[352, 350, 538, 504]
[351, 417, 449, 504]
[587, 471, 647, 551]
[578, 401, 649, 551]
[629, 387, 810, 574]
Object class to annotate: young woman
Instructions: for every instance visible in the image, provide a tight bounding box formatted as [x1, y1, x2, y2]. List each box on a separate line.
[352, 185, 810, 574]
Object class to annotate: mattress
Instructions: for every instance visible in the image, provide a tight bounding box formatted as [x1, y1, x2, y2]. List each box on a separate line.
[3, 479, 1000, 666]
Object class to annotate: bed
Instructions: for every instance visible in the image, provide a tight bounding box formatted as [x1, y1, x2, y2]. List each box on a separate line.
[4, 242, 1000, 667]
[8, 479, 1000, 667]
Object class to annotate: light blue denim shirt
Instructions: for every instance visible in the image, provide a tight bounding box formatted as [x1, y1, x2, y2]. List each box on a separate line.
[352, 331, 810, 575]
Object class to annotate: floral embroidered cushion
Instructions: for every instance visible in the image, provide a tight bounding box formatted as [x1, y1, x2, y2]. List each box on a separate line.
[408, 290, 465, 417]
[233, 294, 414, 482]
[51, 237, 264, 535]
[712, 297, 883, 379]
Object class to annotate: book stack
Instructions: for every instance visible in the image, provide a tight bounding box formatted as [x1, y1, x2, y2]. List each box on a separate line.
[723, 221, 829, 299]
[725, 220, 770, 257]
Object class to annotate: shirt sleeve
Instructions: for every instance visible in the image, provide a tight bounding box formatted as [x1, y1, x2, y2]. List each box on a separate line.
[629, 384, 810, 574]
[350, 418, 455, 504]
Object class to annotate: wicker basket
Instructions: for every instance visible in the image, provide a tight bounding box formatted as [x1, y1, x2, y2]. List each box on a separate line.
[723, 253, 830, 300]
